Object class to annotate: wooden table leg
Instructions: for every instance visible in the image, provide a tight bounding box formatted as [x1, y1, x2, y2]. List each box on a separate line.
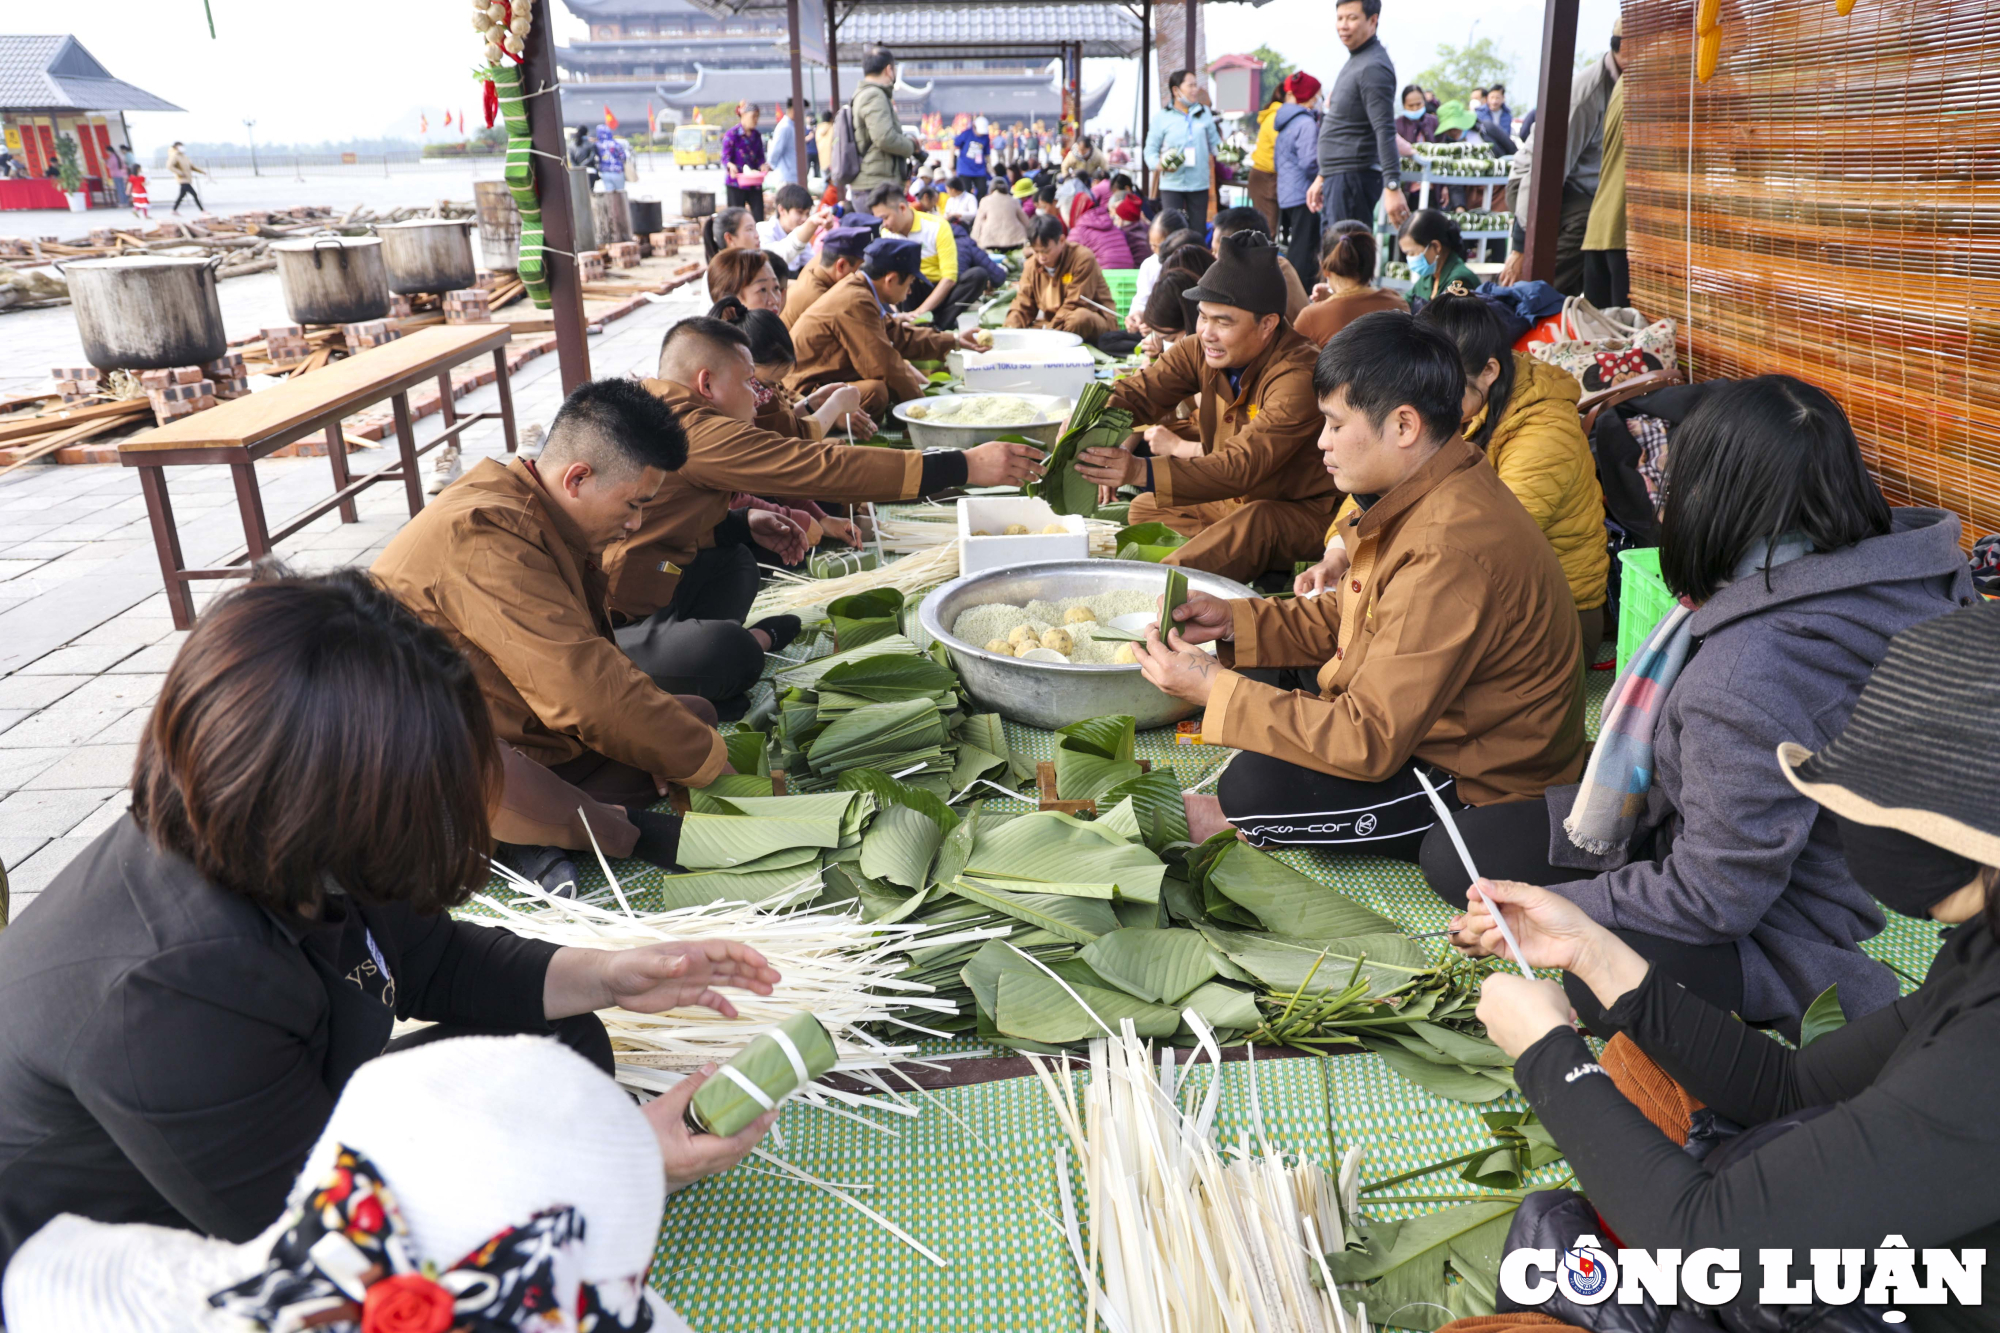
[492, 347, 520, 453]
[231, 461, 272, 562]
[390, 391, 424, 516]
[435, 369, 457, 432]
[324, 424, 358, 522]
[136, 465, 196, 631]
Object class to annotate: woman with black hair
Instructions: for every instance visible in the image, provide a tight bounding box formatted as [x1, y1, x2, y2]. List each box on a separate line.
[1125, 207, 1189, 333]
[702, 205, 759, 263]
[1398, 207, 1478, 306]
[1293, 221, 1402, 347]
[1466, 603, 2000, 1330]
[707, 295, 876, 449]
[1422, 375, 1976, 1038]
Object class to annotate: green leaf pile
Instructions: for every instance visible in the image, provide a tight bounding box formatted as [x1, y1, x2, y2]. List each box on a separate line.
[1031, 380, 1135, 517]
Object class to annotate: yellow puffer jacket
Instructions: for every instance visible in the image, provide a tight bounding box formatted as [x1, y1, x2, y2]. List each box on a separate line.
[1477, 354, 1608, 611]
[1322, 354, 1608, 611]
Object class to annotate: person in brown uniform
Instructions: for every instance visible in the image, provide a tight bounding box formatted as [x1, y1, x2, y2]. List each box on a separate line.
[1005, 215, 1119, 338]
[605, 316, 1046, 696]
[373, 378, 730, 893]
[786, 236, 982, 418]
[779, 221, 874, 328]
[1075, 232, 1340, 583]
[1132, 311, 1585, 859]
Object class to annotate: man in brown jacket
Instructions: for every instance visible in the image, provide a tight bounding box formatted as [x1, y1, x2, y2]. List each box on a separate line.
[787, 236, 981, 417]
[605, 316, 1046, 681]
[1076, 232, 1341, 583]
[373, 378, 727, 892]
[1134, 311, 1584, 857]
[779, 221, 872, 328]
[1005, 215, 1118, 338]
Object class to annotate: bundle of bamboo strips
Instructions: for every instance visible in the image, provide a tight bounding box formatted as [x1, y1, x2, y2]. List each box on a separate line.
[1031, 1007, 1370, 1333]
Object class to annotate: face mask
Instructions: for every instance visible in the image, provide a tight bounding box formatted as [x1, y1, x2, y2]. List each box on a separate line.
[1406, 250, 1435, 279]
[1399, 107, 1426, 120]
[1836, 814, 1983, 919]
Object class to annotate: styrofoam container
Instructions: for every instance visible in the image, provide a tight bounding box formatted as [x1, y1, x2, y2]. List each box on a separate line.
[986, 328, 1082, 352]
[956, 496, 1089, 575]
[957, 347, 1097, 401]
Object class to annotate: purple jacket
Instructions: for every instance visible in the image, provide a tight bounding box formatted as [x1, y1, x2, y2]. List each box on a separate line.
[722, 124, 766, 182]
[1068, 198, 1134, 271]
[1544, 509, 1976, 1032]
[1274, 103, 1319, 209]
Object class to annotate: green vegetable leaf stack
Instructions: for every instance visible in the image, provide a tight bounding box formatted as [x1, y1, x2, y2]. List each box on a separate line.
[1033, 381, 1134, 517]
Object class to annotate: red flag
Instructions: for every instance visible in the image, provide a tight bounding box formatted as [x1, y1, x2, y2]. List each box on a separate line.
[419, 113, 428, 134]
[647, 101, 657, 136]
[442, 109, 453, 129]
[603, 105, 619, 130]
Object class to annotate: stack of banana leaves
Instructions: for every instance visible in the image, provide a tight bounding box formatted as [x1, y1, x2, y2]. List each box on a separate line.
[1031, 380, 1135, 517]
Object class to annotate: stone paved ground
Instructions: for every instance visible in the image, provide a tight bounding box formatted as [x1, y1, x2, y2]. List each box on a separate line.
[0, 277, 712, 916]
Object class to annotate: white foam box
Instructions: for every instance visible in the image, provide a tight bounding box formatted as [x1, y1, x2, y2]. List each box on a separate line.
[957, 496, 1089, 576]
[956, 347, 1097, 402]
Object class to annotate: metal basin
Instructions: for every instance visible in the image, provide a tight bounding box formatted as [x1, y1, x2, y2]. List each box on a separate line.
[919, 559, 1260, 731]
[893, 392, 1070, 451]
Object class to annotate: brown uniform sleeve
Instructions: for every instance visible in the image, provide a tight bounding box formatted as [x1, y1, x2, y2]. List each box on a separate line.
[890, 321, 959, 360]
[1107, 337, 1203, 428]
[836, 308, 928, 406]
[1223, 590, 1341, 670]
[1153, 357, 1323, 507]
[683, 413, 924, 503]
[1004, 258, 1038, 328]
[1204, 543, 1494, 782]
[1051, 249, 1117, 337]
[439, 513, 726, 787]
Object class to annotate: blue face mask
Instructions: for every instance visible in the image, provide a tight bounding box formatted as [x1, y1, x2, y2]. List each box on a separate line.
[1407, 250, 1435, 279]
[1399, 106, 1426, 120]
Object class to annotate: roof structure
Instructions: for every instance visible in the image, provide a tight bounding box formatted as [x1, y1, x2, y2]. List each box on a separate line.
[0, 35, 182, 113]
[561, 66, 1114, 123]
[842, 6, 1144, 59]
[1206, 52, 1265, 71]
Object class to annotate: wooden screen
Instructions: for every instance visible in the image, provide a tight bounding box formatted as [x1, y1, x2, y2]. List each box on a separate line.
[1625, 0, 2000, 544]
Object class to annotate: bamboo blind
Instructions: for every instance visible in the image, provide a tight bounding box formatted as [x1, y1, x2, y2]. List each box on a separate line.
[1626, 0, 2000, 544]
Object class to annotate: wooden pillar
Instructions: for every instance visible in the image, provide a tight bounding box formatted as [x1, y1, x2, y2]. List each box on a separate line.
[826, 0, 841, 111]
[522, 0, 590, 393]
[786, 0, 810, 184]
[1140, 1, 1152, 144]
[1523, 0, 1579, 285]
[1184, 1, 1197, 87]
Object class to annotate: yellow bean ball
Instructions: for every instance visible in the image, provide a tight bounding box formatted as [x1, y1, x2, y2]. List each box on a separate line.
[1042, 523, 1068, 535]
[971, 529, 993, 537]
[1004, 523, 1031, 535]
[1040, 627, 1074, 654]
[984, 638, 1016, 656]
[1113, 642, 1139, 664]
[1063, 606, 1097, 624]
[1007, 624, 1039, 647]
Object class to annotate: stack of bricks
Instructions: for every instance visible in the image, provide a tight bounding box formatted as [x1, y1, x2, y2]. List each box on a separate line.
[388, 293, 415, 320]
[577, 250, 607, 282]
[341, 320, 401, 351]
[675, 222, 702, 247]
[0, 238, 36, 259]
[263, 325, 312, 369]
[648, 230, 678, 257]
[140, 367, 216, 426]
[204, 352, 251, 400]
[50, 365, 100, 404]
[475, 271, 498, 292]
[605, 240, 641, 269]
[88, 228, 117, 249]
[443, 287, 491, 325]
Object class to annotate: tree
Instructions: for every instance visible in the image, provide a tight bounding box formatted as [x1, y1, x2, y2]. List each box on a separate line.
[1414, 35, 1513, 111]
[1250, 44, 1296, 101]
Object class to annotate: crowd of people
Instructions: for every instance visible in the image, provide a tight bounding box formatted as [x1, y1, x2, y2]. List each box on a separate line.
[0, 24, 1994, 1333]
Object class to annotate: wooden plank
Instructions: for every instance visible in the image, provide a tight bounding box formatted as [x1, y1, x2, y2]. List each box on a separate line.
[0, 398, 148, 444]
[0, 413, 138, 476]
[118, 325, 512, 455]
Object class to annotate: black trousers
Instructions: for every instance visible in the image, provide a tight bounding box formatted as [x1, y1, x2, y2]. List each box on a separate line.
[1281, 203, 1322, 288]
[1583, 249, 1630, 309]
[961, 177, 987, 198]
[613, 544, 766, 706]
[905, 268, 991, 330]
[1216, 669, 1463, 862]
[1417, 796, 1745, 1038]
[385, 1012, 614, 1077]
[1160, 189, 1209, 235]
[1552, 182, 1595, 297]
[726, 181, 766, 221]
[171, 182, 202, 211]
[1321, 168, 1383, 228]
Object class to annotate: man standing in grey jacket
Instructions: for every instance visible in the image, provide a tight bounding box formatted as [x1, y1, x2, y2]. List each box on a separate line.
[850, 46, 917, 196]
[1500, 19, 1624, 294]
[1307, 0, 1408, 230]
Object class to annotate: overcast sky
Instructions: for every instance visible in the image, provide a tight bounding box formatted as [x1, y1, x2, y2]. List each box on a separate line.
[53, 0, 1618, 149]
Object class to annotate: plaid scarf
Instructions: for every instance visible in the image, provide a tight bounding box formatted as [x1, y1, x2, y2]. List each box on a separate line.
[1564, 534, 1812, 856]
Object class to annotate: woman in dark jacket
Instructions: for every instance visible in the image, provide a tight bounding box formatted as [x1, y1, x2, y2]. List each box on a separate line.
[0, 570, 780, 1276]
[1423, 376, 1975, 1037]
[1465, 601, 2000, 1333]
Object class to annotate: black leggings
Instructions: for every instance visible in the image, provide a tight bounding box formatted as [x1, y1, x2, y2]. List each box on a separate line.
[171, 182, 202, 211]
[726, 182, 766, 221]
[1417, 797, 1744, 1037]
[613, 543, 766, 707]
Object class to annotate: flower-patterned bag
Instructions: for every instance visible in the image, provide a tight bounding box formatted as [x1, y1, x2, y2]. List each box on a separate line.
[1529, 295, 1678, 392]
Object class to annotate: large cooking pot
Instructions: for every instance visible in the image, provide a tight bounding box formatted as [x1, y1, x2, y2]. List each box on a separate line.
[374, 218, 477, 294]
[629, 197, 663, 236]
[271, 235, 391, 325]
[66, 255, 227, 372]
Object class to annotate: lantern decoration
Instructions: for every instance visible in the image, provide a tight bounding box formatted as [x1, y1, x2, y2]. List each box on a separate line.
[476, 0, 550, 308]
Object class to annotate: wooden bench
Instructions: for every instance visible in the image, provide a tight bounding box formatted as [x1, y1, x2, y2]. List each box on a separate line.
[118, 324, 520, 629]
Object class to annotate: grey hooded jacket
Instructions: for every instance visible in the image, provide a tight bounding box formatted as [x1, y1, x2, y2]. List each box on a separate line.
[1544, 508, 1977, 1030]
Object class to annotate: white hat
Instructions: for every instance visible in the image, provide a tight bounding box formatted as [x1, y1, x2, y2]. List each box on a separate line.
[975, 116, 989, 133]
[3, 1036, 691, 1333]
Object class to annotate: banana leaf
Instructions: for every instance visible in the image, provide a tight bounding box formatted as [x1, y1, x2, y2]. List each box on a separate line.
[948, 876, 1119, 944]
[805, 698, 949, 774]
[656, 863, 824, 910]
[1078, 926, 1221, 1004]
[689, 773, 787, 808]
[836, 767, 960, 832]
[959, 872, 1122, 900]
[930, 800, 981, 885]
[722, 728, 768, 775]
[701, 792, 859, 823]
[1196, 926, 1434, 997]
[965, 810, 1167, 901]
[776, 635, 922, 689]
[950, 742, 1007, 790]
[990, 962, 1179, 1043]
[958, 712, 1034, 781]
[1202, 840, 1403, 938]
[1031, 380, 1135, 518]
[1180, 980, 1263, 1030]
[1158, 567, 1189, 646]
[1115, 520, 1190, 563]
[1097, 768, 1190, 851]
[1113, 897, 1166, 929]
[859, 801, 943, 890]
[1800, 983, 1846, 1046]
[689, 1011, 839, 1137]
[827, 588, 905, 650]
[703, 845, 824, 876]
[1097, 796, 1142, 842]
[1359, 1039, 1516, 1103]
[1330, 1203, 1520, 1333]
[817, 651, 958, 702]
[675, 813, 844, 868]
[1054, 714, 1141, 801]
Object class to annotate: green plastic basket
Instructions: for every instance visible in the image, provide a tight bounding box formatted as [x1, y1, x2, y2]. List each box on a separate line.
[1105, 268, 1140, 317]
[1616, 547, 1675, 675]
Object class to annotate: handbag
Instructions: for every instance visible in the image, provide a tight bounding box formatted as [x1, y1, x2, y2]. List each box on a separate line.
[1530, 296, 1678, 393]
